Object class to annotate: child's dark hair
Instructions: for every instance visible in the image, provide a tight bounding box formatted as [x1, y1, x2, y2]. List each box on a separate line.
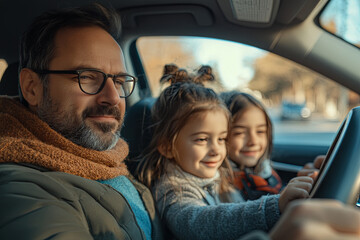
[220, 91, 273, 172]
[136, 65, 234, 199]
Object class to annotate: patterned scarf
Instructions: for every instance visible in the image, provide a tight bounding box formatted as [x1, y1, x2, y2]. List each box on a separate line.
[0, 96, 129, 180]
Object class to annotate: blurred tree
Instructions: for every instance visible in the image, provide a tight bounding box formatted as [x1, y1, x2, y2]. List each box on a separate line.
[249, 53, 342, 116]
[137, 37, 225, 96]
[137, 37, 196, 96]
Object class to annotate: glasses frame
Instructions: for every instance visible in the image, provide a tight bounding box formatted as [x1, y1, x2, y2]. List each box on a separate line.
[33, 68, 136, 98]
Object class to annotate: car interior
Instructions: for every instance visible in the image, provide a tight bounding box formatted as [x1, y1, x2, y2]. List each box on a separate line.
[1, 0, 360, 206]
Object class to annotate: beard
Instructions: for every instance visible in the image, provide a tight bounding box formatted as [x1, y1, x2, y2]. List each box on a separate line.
[37, 92, 123, 151]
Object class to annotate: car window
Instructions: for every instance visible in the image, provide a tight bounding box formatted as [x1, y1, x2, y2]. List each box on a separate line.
[319, 0, 360, 47]
[0, 59, 7, 79]
[137, 36, 360, 146]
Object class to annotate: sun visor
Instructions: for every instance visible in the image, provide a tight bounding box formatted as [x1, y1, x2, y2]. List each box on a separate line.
[120, 5, 214, 29]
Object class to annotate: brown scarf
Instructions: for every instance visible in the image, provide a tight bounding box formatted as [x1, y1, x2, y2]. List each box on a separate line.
[0, 96, 129, 180]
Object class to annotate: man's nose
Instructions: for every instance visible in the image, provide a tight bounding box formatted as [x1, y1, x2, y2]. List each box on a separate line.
[96, 77, 121, 106]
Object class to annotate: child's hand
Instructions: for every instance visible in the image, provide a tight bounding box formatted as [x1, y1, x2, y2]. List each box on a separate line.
[297, 155, 325, 181]
[278, 176, 313, 213]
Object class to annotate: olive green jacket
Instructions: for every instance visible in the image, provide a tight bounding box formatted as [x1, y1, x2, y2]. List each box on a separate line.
[0, 163, 165, 240]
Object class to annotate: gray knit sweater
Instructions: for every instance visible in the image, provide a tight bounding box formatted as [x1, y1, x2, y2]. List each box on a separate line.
[152, 163, 281, 240]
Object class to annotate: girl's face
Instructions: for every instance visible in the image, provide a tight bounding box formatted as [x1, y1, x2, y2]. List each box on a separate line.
[227, 106, 268, 168]
[173, 110, 228, 178]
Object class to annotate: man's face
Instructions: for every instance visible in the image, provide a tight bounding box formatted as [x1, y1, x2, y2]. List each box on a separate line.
[36, 26, 127, 151]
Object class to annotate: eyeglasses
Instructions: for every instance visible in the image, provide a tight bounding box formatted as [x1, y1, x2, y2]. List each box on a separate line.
[34, 69, 136, 98]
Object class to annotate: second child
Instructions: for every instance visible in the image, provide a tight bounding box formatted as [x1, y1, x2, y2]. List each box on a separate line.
[221, 91, 283, 200]
[136, 66, 313, 240]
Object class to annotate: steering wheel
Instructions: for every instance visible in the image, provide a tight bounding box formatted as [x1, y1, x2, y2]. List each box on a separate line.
[309, 106, 360, 205]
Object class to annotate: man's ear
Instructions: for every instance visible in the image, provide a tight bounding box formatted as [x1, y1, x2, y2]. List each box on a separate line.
[157, 143, 174, 159]
[19, 68, 43, 106]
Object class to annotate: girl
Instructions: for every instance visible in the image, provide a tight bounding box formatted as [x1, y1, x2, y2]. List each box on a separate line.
[136, 65, 313, 240]
[221, 91, 283, 200]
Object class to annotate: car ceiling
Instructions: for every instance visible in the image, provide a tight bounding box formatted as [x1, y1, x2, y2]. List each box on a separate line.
[1, 0, 360, 93]
[0, 0, 320, 61]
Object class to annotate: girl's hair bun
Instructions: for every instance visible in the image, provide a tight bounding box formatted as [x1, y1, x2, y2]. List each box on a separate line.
[160, 64, 214, 86]
[160, 64, 190, 84]
[194, 65, 214, 85]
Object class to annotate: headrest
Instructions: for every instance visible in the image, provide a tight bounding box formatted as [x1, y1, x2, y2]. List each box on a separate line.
[121, 97, 157, 160]
[0, 62, 19, 96]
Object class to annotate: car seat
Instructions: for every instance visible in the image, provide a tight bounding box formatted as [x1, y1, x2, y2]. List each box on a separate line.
[121, 97, 156, 160]
[0, 62, 19, 96]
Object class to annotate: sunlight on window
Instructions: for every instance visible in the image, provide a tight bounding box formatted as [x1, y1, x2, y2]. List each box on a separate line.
[137, 36, 264, 96]
[319, 0, 360, 47]
[137, 36, 360, 145]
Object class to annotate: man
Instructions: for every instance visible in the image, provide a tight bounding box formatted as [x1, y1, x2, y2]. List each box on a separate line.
[0, 3, 359, 240]
[0, 3, 163, 239]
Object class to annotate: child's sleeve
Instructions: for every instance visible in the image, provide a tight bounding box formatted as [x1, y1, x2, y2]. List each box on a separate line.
[153, 179, 281, 240]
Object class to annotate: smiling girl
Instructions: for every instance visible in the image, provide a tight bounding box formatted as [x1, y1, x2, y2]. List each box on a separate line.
[135, 65, 313, 240]
[221, 91, 283, 200]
